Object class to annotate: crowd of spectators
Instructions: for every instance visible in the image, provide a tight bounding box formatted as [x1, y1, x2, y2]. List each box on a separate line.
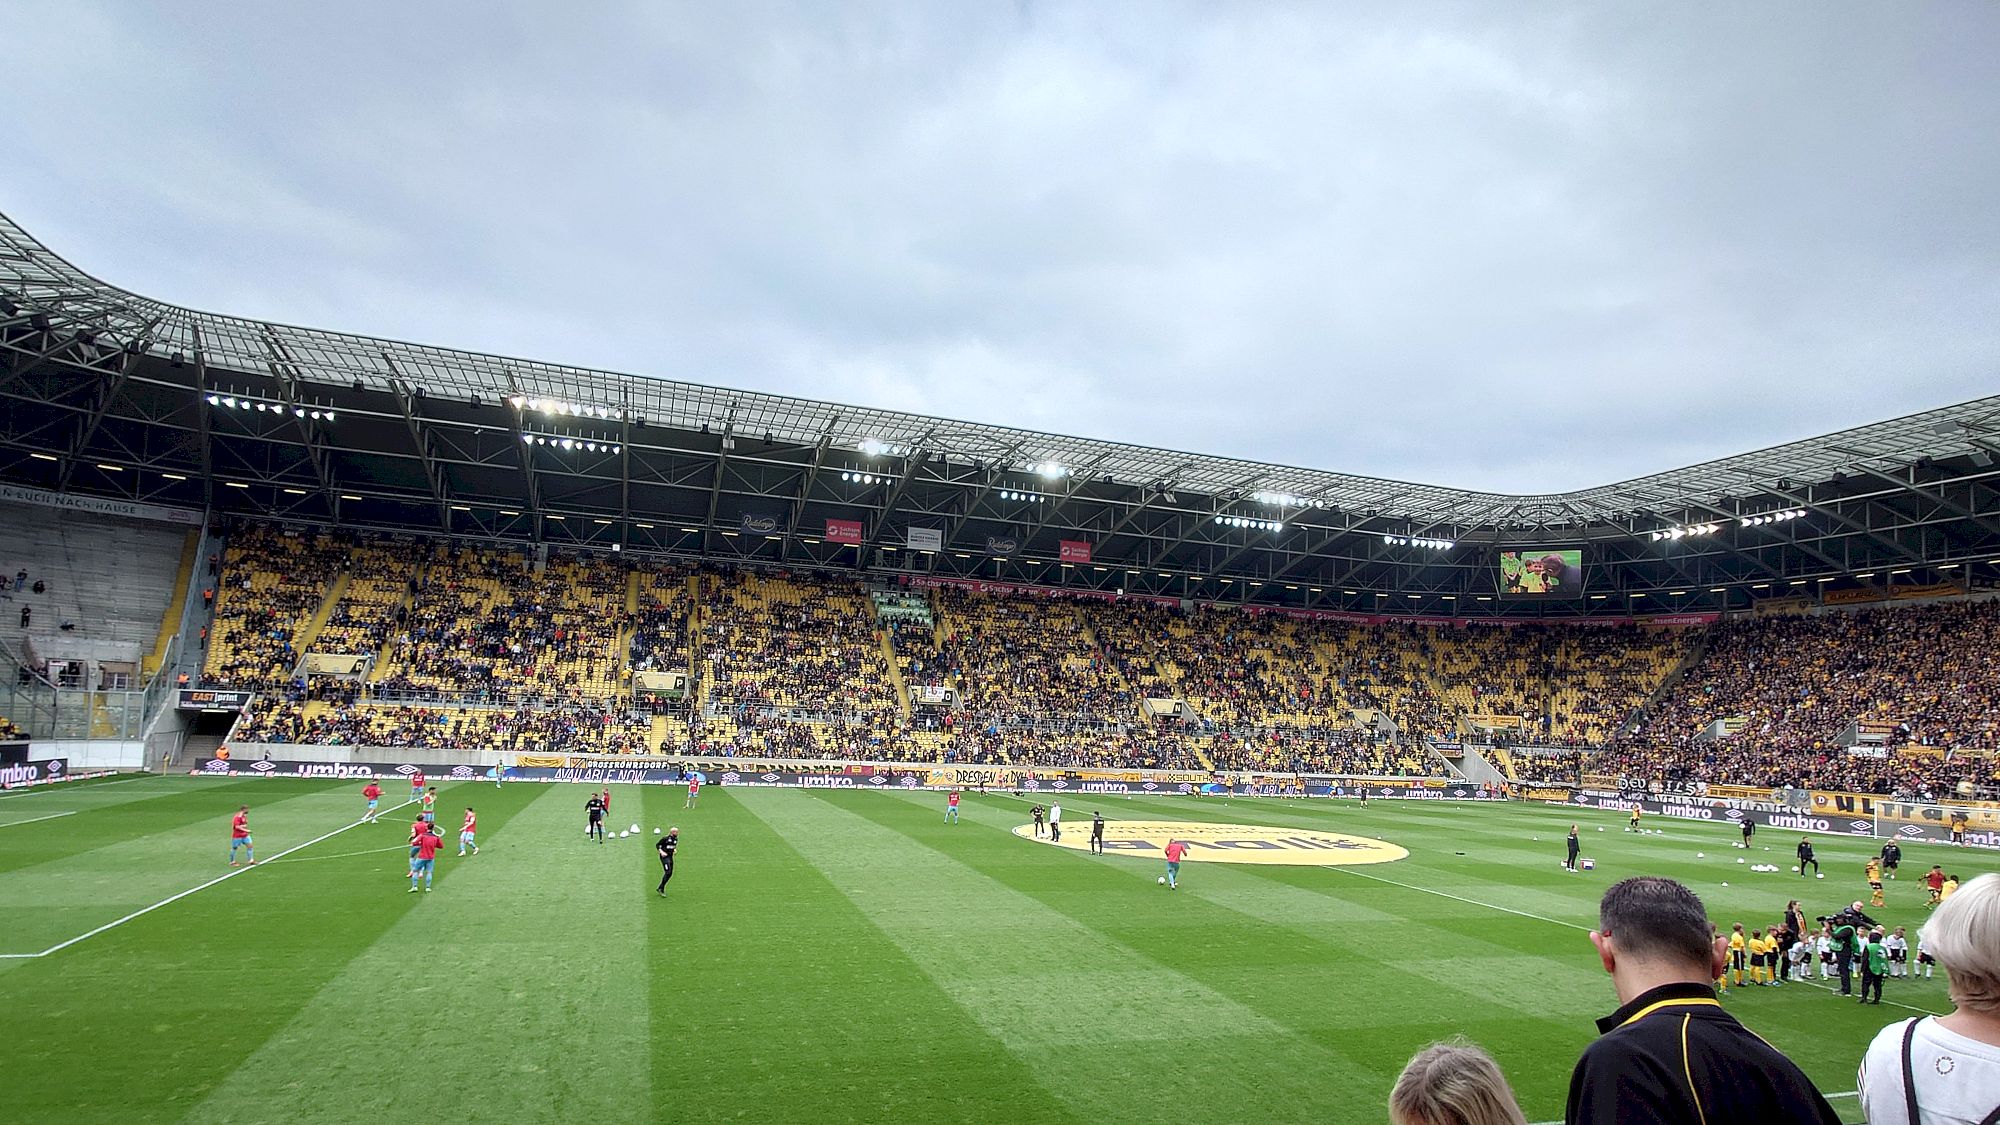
[1600, 600, 2000, 798]
[698, 569, 896, 719]
[311, 538, 418, 657]
[234, 699, 654, 754]
[202, 526, 345, 689]
[373, 545, 627, 702]
[936, 590, 1138, 726]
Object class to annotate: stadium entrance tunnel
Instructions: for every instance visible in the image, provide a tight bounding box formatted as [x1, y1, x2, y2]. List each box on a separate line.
[1013, 820, 1408, 866]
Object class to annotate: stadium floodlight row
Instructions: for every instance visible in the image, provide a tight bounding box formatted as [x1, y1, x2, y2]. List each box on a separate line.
[1, 209, 1996, 615]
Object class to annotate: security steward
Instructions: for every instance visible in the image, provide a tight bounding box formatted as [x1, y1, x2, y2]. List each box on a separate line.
[1566, 876, 1840, 1125]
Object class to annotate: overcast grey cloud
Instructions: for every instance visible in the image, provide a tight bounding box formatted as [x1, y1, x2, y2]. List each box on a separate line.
[4, 1, 1996, 491]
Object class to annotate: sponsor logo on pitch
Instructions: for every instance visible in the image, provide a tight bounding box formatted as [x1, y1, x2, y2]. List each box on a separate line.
[1012, 819, 1408, 866]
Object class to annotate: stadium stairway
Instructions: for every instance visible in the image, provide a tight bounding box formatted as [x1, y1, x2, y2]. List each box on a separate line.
[291, 571, 351, 660]
[143, 530, 200, 679]
[875, 623, 914, 716]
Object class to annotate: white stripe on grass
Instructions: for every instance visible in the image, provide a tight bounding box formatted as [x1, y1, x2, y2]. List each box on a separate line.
[0, 810, 77, 828]
[0, 798, 417, 958]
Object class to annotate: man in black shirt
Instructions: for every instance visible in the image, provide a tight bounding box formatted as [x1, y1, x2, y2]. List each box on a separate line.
[1878, 840, 1901, 879]
[1565, 876, 1839, 1125]
[1739, 818, 1754, 849]
[1090, 811, 1106, 854]
[1797, 836, 1818, 877]
[1565, 824, 1581, 871]
[656, 828, 679, 895]
[1030, 804, 1045, 838]
[585, 794, 605, 843]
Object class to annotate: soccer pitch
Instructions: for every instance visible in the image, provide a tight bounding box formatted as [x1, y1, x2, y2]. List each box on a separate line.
[4, 777, 1994, 1124]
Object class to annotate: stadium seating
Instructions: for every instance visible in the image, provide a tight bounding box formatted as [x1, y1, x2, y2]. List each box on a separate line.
[0, 499, 191, 658]
[697, 569, 897, 720]
[202, 525, 346, 689]
[1603, 600, 2000, 798]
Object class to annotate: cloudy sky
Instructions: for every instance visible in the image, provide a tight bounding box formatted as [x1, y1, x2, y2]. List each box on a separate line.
[5, 2, 1996, 491]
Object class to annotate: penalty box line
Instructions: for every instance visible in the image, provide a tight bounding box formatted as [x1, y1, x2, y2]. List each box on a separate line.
[0, 797, 420, 960]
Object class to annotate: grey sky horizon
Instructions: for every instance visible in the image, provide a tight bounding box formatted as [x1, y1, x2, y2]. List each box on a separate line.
[6, 2, 1996, 493]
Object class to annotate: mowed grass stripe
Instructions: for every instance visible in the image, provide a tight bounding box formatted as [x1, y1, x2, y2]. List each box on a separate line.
[648, 788, 1084, 1125]
[0, 780, 537, 1124]
[0, 780, 406, 954]
[868, 791, 1593, 1117]
[186, 782, 647, 1124]
[0, 777, 324, 877]
[746, 789, 1353, 1125]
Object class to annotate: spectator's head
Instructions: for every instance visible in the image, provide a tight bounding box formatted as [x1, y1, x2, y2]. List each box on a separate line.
[1590, 877, 1725, 1000]
[1388, 1039, 1528, 1125]
[1929, 873, 2000, 1014]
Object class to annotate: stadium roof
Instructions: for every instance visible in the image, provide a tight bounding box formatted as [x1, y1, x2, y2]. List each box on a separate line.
[3, 209, 1997, 616]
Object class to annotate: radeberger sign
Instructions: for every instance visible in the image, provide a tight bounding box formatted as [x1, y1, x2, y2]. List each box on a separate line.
[1011, 819, 1408, 866]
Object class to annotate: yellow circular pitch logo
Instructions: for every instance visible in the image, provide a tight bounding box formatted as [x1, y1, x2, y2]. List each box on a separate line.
[1012, 819, 1407, 866]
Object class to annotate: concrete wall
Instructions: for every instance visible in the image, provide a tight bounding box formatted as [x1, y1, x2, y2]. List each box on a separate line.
[40, 739, 147, 770]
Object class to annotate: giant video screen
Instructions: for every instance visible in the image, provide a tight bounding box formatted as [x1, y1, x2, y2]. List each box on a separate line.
[1498, 548, 1584, 598]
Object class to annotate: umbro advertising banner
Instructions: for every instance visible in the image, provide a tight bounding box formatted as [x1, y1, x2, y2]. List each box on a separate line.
[0, 757, 68, 788]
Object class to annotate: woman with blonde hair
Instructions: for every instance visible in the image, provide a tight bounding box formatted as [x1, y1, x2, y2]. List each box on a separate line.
[1390, 1039, 1528, 1125]
[1859, 872, 2000, 1124]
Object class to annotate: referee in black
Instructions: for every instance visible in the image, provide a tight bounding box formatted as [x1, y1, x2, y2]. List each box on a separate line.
[1797, 835, 1818, 877]
[656, 827, 679, 896]
[1565, 824, 1581, 871]
[1090, 811, 1106, 854]
[1566, 877, 1839, 1124]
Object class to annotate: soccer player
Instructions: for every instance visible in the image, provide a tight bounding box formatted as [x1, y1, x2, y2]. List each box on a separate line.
[1865, 856, 1885, 907]
[1090, 810, 1105, 854]
[1739, 818, 1754, 849]
[1358, 786, 1368, 807]
[228, 805, 255, 866]
[1048, 801, 1062, 842]
[1163, 837, 1187, 889]
[1626, 803, 1642, 832]
[362, 781, 382, 822]
[489, 759, 505, 788]
[945, 789, 960, 824]
[656, 827, 678, 896]
[585, 792, 605, 842]
[458, 807, 478, 856]
[408, 817, 427, 877]
[1879, 839, 1901, 879]
[1948, 809, 1969, 846]
[684, 777, 700, 809]
[1915, 927, 1936, 978]
[421, 786, 438, 823]
[1926, 863, 1947, 906]
[1884, 925, 1908, 977]
[1941, 873, 1960, 902]
[409, 820, 442, 893]
[1727, 924, 1747, 987]
[1797, 836, 1819, 878]
[1030, 804, 1045, 838]
[1565, 824, 1580, 871]
[408, 769, 426, 805]
[599, 788, 611, 823]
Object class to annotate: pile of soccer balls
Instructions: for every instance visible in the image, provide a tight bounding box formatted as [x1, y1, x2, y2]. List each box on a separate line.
[1747, 863, 1782, 873]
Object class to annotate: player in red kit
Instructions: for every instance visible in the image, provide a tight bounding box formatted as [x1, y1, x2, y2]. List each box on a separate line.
[946, 789, 960, 824]
[409, 821, 443, 892]
[228, 805, 255, 866]
[408, 818, 428, 877]
[458, 807, 479, 856]
[685, 777, 700, 809]
[408, 770, 426, 805]
[1163, 838, 1188, 889]
[362, 781, 382, 822]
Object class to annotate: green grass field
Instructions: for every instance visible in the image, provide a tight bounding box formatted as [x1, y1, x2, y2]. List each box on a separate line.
[3, 776, 1995, 1124]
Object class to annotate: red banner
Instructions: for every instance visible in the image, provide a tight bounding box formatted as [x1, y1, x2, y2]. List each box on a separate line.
[1059, 539, 1092, 563]
[825, 518, 863, 545]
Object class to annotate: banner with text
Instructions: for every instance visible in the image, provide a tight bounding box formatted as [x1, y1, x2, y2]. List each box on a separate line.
[0, 483, 202, 526]
[825, 518, 863, 545]
[1059, 539, 1092, 564]
[906, 527, 944, 552]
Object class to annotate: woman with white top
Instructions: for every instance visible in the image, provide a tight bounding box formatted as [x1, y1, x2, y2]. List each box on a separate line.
[1859, 873, 2000, 1124]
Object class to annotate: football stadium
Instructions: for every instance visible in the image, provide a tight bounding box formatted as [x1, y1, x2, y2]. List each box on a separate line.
[5, 10, 2000, 1125]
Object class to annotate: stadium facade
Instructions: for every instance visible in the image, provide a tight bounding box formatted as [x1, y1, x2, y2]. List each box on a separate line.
[1, 210, 1996, 617]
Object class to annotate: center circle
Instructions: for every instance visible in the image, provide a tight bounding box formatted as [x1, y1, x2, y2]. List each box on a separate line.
[1011, 818, 1408, 866]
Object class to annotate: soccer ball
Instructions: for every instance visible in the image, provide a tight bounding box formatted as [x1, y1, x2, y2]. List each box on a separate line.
[654, 828, 662, 834]
[1158, 876, 1167, 885]
[1737, 858, 1745, 864]
[1721, 882, 1729, 887]
[1596, 826, 1603, 832]
[619, 830, 629, 838]
[630, 823, 640, 833]
[1792, 865, 1801, 872]
[1697, 852, 1705, 858]
[1816, 873, 1825, 879]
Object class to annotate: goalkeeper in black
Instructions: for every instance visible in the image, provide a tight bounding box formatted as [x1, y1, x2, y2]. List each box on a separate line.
[656, 827, 679, 895]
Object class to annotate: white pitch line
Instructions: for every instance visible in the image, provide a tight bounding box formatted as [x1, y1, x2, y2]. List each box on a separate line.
[1333, 865, 1592, 931]
[265, 844, 410, 865]
[0, 810, 77, 829]
[2, 797, 418, 960]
